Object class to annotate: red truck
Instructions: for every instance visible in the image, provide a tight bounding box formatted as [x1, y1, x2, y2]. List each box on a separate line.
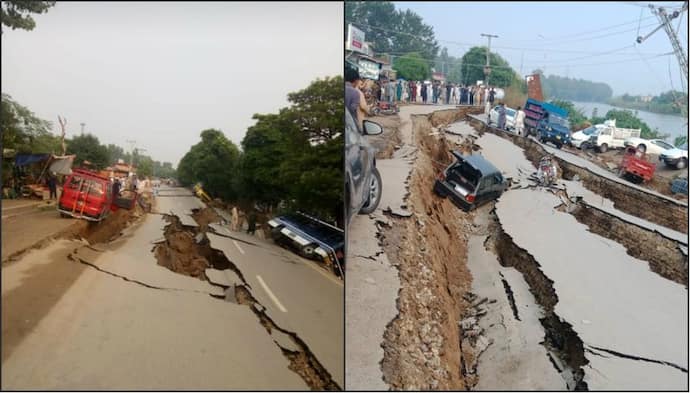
[619, 146, 656, 183]
[58, 169, 137, 221]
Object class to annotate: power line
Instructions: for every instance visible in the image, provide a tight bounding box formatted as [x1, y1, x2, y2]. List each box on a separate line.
[349, 21, 666, 56]
[507, 15, 657, 43]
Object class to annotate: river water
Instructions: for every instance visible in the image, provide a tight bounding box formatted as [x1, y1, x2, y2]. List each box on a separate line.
[571, 101, 688, 143]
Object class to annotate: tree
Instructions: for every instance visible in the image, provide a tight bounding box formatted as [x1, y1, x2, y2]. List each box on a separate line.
[541, 74, 613, 102]
[177, 129, 241, 201]
[1, 1, 56, 33]
[549, 99, 589, 130]
[345, 1, 438, 60]
[1, 93, 58, 153]
[66, 134, 110, 169]
[435, 47, 463, 83]
[393, 52, 430, 81]
[460, 46, 515, 87]
[286, 76, 344, 144]
[594, 109, 664, 139]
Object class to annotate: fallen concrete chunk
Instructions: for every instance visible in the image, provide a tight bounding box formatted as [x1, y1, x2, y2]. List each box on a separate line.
[205, 268, 242, 287]
[271, 330, 300, 352]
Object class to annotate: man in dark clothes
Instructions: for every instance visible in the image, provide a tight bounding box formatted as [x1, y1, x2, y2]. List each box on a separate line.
[113, 178, 121, 198]
[489, 87, 496, 105]
[47, 172, 58, 200]
[247, 211, 257, 235]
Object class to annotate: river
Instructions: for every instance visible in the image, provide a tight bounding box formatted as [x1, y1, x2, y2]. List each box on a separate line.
[571, 101, 688, 143]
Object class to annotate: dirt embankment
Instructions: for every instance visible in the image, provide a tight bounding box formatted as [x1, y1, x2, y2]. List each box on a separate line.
[469, 117, 688, 234]
[380, 107, 482, 390]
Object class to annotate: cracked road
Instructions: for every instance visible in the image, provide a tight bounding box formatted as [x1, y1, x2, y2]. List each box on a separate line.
[1, 187, 342, 390]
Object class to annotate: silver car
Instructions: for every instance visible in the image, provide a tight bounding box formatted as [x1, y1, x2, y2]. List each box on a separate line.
[345, 109, 383, 225]
[488, 105, 516, 131]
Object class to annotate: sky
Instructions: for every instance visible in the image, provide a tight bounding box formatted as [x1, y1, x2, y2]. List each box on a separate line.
[1, 2, 343, 165]
[395, 1, 688, 97]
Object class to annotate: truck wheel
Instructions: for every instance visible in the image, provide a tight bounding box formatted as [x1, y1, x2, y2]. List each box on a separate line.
[599, 143, 608, 153]
[677, 158, 687, 170]
[637, 144, 646, 153]
[300, 244, 315, 258]
[556, 143, 563, 149]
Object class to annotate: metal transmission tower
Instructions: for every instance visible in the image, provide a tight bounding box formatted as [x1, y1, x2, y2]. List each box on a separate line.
[636, 2, 688, 86]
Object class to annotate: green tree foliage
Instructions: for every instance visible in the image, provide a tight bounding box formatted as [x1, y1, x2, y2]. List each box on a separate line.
[105, 143, 128, 164]
[393, 52, 430, 81]
[674, 135, 687, 147]
[345, 1, 439, 60]
[1, 93, 60, 153]
[153, 161, 176, 179]
[460, 46, 515, 87]
[607, 90, 688, 116]
[1, 1, 56, 33]
[177, 129, 241, 201]
[66, 134, 110, 169]
[591, 109, 663, 139]
[240, 77, 344, 224]
[541, 74, 613, 102]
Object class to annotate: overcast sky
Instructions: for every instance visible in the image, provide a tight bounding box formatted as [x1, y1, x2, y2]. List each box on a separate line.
[396, 1, 687, 96]
[1, 2, 343, 165]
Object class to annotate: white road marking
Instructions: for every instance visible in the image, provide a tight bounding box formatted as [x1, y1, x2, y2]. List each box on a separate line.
[232, 240, 245, 255]
[256, 275, 287, 313]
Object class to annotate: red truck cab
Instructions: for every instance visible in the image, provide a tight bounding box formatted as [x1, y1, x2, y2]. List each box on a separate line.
[58, 169, 113, 221]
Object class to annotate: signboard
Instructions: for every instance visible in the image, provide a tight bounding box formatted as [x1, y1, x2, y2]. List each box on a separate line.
[358, 58, 380, 80]
[526, 73, 544, 101]
[347, 24, 365, 53]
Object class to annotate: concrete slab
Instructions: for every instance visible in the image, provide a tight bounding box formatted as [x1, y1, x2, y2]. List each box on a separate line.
[75, 214, 223, 296]
[205, 268, 242, 287]
[377, 158, 414, 217]
[467, 234, 564, 390]
[1, 265, 306, 390]
[496, 189, 687, 388]
[562, 179, 687, 245]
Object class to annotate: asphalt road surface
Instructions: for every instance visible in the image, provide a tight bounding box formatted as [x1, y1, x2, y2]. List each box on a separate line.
[1, 187, 342, 389]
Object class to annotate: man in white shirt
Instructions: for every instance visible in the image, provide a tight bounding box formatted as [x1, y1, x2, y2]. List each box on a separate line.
[514, 106, 526, 136]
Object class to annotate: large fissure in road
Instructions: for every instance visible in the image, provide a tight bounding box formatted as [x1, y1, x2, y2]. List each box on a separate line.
[379, 107, 485, 390]
[151, 207, 339, 390]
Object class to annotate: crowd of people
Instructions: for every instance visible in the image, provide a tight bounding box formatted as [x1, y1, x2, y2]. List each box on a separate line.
[371, 79, 498, 107]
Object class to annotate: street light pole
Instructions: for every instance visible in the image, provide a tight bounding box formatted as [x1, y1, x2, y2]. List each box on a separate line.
[480, 33, 498, 86]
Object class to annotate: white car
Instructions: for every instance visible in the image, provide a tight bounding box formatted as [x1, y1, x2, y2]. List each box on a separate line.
[488, 105, 516, 131]
[571, 125, 604, 149]
[659, 143, 688, 170]
[623, 137, 675, 155]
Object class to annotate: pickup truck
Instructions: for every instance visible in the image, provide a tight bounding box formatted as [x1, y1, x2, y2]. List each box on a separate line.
[588, 119, 641, 153]
[536, 115, 571, 149]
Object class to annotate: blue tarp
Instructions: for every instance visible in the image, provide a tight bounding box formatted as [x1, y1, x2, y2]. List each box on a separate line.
[14, 154, 50, 167]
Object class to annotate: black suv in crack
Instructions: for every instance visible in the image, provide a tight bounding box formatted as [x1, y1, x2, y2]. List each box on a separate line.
[433, 151, 509, 211]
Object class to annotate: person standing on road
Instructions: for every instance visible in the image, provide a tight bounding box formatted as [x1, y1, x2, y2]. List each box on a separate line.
[247, 211, 257, 235]
[497, 102, 507, 130]
[113, 177, 121, 198]
[421, 83, 427, 104]
[515, 106, 526, 136]
[47, 172, 57, 200]
[489, 87, 496, 105]
[345, 66, 362, 125]
[469, 86, 475, 106]
[396, 80, 402, 102]
[356, 80, 370, 129]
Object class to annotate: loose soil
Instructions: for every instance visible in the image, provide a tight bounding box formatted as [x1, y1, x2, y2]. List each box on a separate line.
[380, 108, 483, 390]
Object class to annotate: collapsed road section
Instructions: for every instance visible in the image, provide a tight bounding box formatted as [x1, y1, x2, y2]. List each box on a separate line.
[347, 106, 688, 391]
[1, 186, 341, 390]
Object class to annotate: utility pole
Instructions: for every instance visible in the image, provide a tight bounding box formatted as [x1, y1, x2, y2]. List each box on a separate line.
[80, 122, 85, 135]
[637, 2, 688, 87]
[481, 33, 498, 86]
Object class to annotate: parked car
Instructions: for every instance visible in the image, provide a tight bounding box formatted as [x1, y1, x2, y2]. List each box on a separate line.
[58, 168, 114, 221]
[571, 124, 604, 149]
[659, 142, 688, 169]
[488, 105, 516, 130]
[267, 212, 345, 276]
[536, 114, 571, 149]
[433, 151, 509, 211]
[345, 109, 384, 224]
[623, 137, 675, 155]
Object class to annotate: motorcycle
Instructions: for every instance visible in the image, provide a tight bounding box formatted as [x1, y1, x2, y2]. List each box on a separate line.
[371, 100, 400, 116]
[535, 155, 559, 186]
